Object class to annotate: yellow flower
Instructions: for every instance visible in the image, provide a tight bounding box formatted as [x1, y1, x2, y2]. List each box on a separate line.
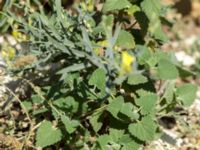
[12, 30, 20, 39]
[87, 0, 94, 12]
[81, 0, 94, 12]
[98, 40, 108, 47]
[12, 29, 28, 41]
[2, 47, 16, 60]
[121, 51, 135, 73]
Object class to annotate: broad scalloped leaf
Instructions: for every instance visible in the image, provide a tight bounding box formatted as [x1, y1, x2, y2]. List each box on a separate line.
[137, 45, 152, 65]
[89, 112, 103, 133]
[89, 68, 106, 92]
[121, 141, 140, 150]
[163, 81, 175, 103]
[135, 93, 158, 115]
[31, 94, 44, 104]
[110, 128, 125, 142]
[119, 134, 141, 150]
[61, 115, 80, 134]
[21, 101, 32, 112]
[120, 102, 139, 120]
[107, 96, 124, 119]
[53, 96, 78, 113]
[128, 116, 157, 141]
[141, 0, 168, 42]
[158, 59, 179, 80]
[103, 0, 131, 12]
[126, 5, 140, 15]
[36, 121, 62, 148]
[97, 134, 112, 150]
[141, 0, 162, 15]
[97, 134, 123, 150]
[176, 83, 198, 106]
[116, 30, 135, 49]
[127, 74, 148, 85]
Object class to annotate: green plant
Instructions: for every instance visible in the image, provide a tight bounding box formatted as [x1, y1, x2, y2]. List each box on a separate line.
[3, 0, 197, 149]
[0, 0, 13, 32]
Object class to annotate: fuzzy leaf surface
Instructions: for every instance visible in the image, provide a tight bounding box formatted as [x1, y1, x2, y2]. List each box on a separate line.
[135, 93, 158, 114]
[107, 96, 124, 119]
[36, 121, 62, 148]
[103, 0, 131, 12]
[89, 68, 106, 92]
[176, 84, 197, 106]
[127, 74, 148, 85]
[128, 116, 157, 141]
[116, 30, 135, 49]
[158, 59, 179, 80]
[61, 115, 80, 134]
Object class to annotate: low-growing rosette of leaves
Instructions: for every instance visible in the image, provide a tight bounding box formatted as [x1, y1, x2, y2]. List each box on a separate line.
[2, 0, 197, 149]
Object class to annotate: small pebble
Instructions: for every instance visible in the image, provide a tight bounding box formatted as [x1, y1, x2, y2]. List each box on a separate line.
[6, 35, 17, 46]
[0, 36, 4, 44]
